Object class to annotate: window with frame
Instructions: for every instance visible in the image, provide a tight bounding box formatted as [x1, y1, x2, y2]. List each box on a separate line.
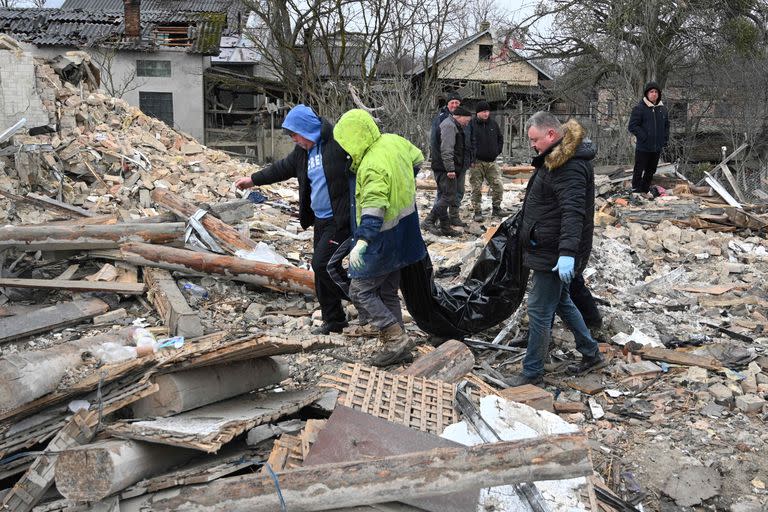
[136, 60, 172, 77]
[139, 91, 174, 126]
[479, 44, 493, 61]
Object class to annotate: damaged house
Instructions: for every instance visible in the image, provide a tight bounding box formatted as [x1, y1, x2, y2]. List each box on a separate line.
[0, 0, 231, 142]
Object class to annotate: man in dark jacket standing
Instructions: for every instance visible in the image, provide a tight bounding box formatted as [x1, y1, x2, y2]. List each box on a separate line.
[505, 112, 603, 387]
[425, 106, 473, 236]
[234, 105, 351, 335]
[628, 81, 670, 193]
[469, 100, 506, 222]
[425, 92, 471, 229]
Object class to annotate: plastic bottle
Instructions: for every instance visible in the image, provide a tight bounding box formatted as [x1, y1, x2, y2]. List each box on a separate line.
[95, 342, 137, 363]
[180, 281, 209, 299]
[131, 327, 157, 356]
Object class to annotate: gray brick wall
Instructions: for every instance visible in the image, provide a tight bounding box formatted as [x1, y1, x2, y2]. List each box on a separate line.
[0, 51, 51, 130]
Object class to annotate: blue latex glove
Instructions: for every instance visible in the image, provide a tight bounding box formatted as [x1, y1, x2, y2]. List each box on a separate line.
[552, 255, 575, 284]
[350, 240, 368, 270]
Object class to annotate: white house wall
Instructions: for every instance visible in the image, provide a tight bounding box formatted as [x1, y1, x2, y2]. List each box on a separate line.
[28, 46, 207, 142]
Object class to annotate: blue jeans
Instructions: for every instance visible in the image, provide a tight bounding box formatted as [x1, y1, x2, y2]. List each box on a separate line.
[523, 270, 599, 378]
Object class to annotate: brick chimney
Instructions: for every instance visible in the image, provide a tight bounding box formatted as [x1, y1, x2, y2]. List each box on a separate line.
[124, 0, 141, 38]
[479, 20, 491, 32]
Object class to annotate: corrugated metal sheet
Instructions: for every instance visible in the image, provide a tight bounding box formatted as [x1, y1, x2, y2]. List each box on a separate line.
[483, 82, 507, 102]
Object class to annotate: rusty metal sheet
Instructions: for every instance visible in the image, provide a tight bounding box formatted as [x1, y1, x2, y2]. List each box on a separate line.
[304, 405, 479, 512]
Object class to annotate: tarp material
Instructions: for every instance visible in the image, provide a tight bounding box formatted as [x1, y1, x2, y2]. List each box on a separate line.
[400, 211, 529, 339]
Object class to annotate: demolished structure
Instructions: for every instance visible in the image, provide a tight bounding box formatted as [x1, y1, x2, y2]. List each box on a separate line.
[0, 42, 767, 512]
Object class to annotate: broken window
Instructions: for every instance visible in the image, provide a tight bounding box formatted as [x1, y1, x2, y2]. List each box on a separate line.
[136, 60, 172, 77]
[478, 44, 493, 61]
[139, 91, 174, 126]
[154, 25, 192, 47]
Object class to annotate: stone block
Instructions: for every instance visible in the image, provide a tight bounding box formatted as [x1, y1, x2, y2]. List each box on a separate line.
[735, 394, 765, 414]
[708, 383, 733, 404]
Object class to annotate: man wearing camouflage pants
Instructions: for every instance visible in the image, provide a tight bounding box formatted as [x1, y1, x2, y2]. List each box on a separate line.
[469, 101, 507, 221]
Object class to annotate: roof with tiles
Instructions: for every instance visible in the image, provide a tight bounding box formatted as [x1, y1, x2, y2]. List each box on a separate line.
[0, 7, 225, 54]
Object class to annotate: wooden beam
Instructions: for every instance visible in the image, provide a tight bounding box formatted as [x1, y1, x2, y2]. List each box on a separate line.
[396, 339, 474, 383]
[0, 298, 109, 345]
[118, 242, 315, 295]
[0, 223, 185, 251]
[137, 434, 591, 512]
[639, 346, 723, 370]
[55, 439, 199, 502]
[0, 278, 146, 295]
[151, 189, 257, 253]
[26, 193, 96, 217]
[143, 268, 203, 338]
[131, 357, 289, 417]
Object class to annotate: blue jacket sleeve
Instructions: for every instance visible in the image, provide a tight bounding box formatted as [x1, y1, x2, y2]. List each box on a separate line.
[355, 214, 384, 243]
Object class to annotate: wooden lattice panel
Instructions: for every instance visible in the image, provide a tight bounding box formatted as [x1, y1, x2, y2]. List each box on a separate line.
[319, 364, 459, 435]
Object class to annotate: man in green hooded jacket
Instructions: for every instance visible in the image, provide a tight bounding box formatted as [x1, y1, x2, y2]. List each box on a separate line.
[333, 109, 427, 366]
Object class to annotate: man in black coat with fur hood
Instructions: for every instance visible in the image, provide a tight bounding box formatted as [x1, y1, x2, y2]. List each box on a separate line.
[504, 111, 603, 387]
[628, 81, 670, 193]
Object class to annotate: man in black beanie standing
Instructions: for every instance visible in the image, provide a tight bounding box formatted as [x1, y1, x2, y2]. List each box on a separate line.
[628, 81, 670, 193]
[427, 105, 473, 236]
[469, 100, 507, 222]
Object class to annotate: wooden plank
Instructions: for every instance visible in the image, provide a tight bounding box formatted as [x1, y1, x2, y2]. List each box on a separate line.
[498, 384, 554, 412]
[396, 339, 474, 383]
[0, 278, 145, 295]
[0, 298, 109, 344]
[718, 164, 746, 202]
[25, 193, 96, 218]
[107, 389, 323, 452]
[704, 172, 741, 208]
[673, 283, 736, 295]
[639, 346, 723, 370]
[0, 223, 185, 251]
[134, 434, 592, 512]
[143, 268, 203, 338]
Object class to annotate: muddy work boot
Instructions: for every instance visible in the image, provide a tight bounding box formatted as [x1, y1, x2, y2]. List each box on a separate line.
[492, 205, 511, 218]
[370, 323, 411, 367]
[437, 218, 460, 237]
[448, 207, 468, 227]
[567, 353, 606, 375]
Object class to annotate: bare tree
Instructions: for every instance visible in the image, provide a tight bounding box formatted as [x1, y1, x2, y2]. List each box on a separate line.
[86, 45, 147, 99]
[241, 0, 472, 147]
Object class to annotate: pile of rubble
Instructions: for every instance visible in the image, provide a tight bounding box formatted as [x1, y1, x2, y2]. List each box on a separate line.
[0, 45, 767, 512]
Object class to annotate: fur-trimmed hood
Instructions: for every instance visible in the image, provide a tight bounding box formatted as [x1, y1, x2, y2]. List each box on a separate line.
[542, 119, 597, 170]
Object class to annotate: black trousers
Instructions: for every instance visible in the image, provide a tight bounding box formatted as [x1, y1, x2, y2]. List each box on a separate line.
[570, 274, 601, 328]
[632, 150, 661, 192]
[312, 218, 348, 325]
[430, 171, 457, 221]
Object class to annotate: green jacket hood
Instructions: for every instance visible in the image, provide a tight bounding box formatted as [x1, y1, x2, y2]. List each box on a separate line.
[333, 109, 381, 172]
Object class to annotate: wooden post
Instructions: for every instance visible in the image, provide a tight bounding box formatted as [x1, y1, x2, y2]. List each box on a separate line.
[131, 357, 289, 417]
[397, 339, 474, 383]
[54, 439, 199, 502]
[143, 268, 203, 338]
[151, 189, 257, 254]
[0, 324, 119, 412]
[134, 434, 591, 511]
[118, 242, 315, 295]
[0, 223, 185, 251]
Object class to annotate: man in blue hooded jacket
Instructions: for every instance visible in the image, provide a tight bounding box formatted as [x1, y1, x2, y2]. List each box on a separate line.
[628, 81, 670, 193]
[234, 105, 351, 334]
